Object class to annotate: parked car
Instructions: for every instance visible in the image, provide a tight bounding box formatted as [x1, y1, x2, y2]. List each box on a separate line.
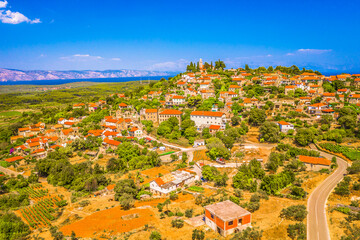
[216, 157, 225, 165]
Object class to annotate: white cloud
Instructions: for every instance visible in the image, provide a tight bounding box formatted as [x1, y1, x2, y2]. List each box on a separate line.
[0, 9, 41, 24]
[0, 1, 7, 8]
[286, 53, 295, 56]
[0, 1, 41, 24]
[60, 54, 104, 61]
[297, 49, 332, 54]
[111, 58, 121, 61]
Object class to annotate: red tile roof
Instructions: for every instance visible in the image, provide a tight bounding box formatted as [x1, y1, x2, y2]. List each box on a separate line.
[190, 111, 224, 117]
[299, 155, 331, 166]
[145, 109, 158, 113]
[278, 121, 290, 125]
[5, 156, 24, 163]
[209, 125, 220, 130]
[159, 109, 182, 115]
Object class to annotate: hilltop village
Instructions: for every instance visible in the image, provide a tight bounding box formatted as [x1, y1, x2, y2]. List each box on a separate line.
[1, 60, 360, 240]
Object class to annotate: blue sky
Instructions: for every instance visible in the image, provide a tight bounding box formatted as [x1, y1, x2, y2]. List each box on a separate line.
[0, 0, 359, 74]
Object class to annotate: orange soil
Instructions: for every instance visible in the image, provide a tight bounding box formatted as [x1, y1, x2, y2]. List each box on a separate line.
[141, 165, 170, 179]
[193, 149, 210, 162]
[60, 207, 156, 238]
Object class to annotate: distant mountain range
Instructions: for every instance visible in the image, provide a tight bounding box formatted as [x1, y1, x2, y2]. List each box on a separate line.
[0, 68, 174, 82]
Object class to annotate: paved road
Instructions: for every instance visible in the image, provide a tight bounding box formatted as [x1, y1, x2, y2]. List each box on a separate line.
[307, 144, 348, 240]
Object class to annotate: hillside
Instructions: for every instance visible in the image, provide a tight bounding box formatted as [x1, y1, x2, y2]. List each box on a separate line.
[0, 68, 173, 82]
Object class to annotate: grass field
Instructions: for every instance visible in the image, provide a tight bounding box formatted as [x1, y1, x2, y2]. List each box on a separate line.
[0, 111, 22, 117]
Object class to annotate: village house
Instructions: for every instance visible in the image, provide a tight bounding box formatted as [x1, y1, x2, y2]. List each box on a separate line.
[102, 138, 121, 150]
[150, 170, 198, 196]
[88, 103, 99, 112]
[141, 109, 158, 123]
[128, 127, 142, 138]
[199, 82, 211, 90]
[158, 109, 182, 124]
[307, 103, 328, 115]
[228, 85, 242, 92]
[284, 85, 297, 95]
[205, 200, 252, 237]
[298, 155, 331, 171]
[209, 125, 221, 134]
[172, 95, 186, 106]
[200, 90, 215, 99]
[277, 121, 294, 133]
[185, 88, 198, 97]
[73, 103, 85, 109]
[219, 91, 238, 101]
[190, 111, 227, 131]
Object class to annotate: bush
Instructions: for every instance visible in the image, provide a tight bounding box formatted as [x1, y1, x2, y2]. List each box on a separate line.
[149, 231, 161, 240]
[185, 209, 193, 218]
[230, 195, 240, 205]
[170, 192, 179, 201]
[246, 202, 260, 212]
[287, 223, 306, 240]
[250, 194, 261, 203]
[230, 227, 263, 240]
[280, 205, 307, 221]
[171, 219, 184, 228]
[192, 229, 205, 240]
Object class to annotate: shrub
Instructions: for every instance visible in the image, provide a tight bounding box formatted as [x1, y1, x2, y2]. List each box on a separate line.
[170, 192, 179, 201]
[185, 209, 193, 218]
[192, 229, 205, 240]
[280, 205, 307, 221]
[149, 231, 161, 240]
[230, 227, 263, 240]
[287, 223, 306, 240]
[246, 202, 260, 212]
[171, 219, 184, 228]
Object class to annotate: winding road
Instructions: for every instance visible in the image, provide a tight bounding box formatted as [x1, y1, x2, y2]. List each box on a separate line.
[307, 144, 349, 240]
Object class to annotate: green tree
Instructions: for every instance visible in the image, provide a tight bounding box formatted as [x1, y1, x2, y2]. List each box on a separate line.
[192, 229, 205, 240]
[295, 128, 315, 146]
[149, 231, 162, 240]
[248, 108, 266, 126]
[287, 223, 306, 240]
[260, 121, 280, 143]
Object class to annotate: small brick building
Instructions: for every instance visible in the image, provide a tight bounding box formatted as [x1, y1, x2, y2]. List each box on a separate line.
[204, 200, 251, 236]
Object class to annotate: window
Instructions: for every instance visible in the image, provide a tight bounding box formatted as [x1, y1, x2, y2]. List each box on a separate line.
[228, 221, 233, 226]
[210, 214, 214, 219]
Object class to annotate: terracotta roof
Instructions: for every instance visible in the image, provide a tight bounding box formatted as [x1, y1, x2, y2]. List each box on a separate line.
[285, 85, 296, 89]
[106, 184, 116, 191]
[278, 121, 290, 125]
[62, 129, 73, 135]
[129, 127, 139, 132]
[322, 109, 335, 113]
[309, 103, 327, 108]
[5, 156, 24, 163]
[299, 155, 331, 166]
[229, 85, 241, 88]
[31, 148, 45, 154]
[323, 93, 336, 97]
[103, 138, 121, 146]
[119, 103, 128, 107]
[159, 109, 182, 115]
[172, 96, 185, 99]
[50, 145, 62, 149]
[209, 125, 221, 130]
[145, 109, 158, 113]
[28, 142, 40, 147]
[18, 127, 30, 132]
[191, 111, 224, 117]
[64, 121, 75, 125]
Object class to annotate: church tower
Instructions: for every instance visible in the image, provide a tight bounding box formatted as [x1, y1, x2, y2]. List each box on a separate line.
[199, 58, 203, 70]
